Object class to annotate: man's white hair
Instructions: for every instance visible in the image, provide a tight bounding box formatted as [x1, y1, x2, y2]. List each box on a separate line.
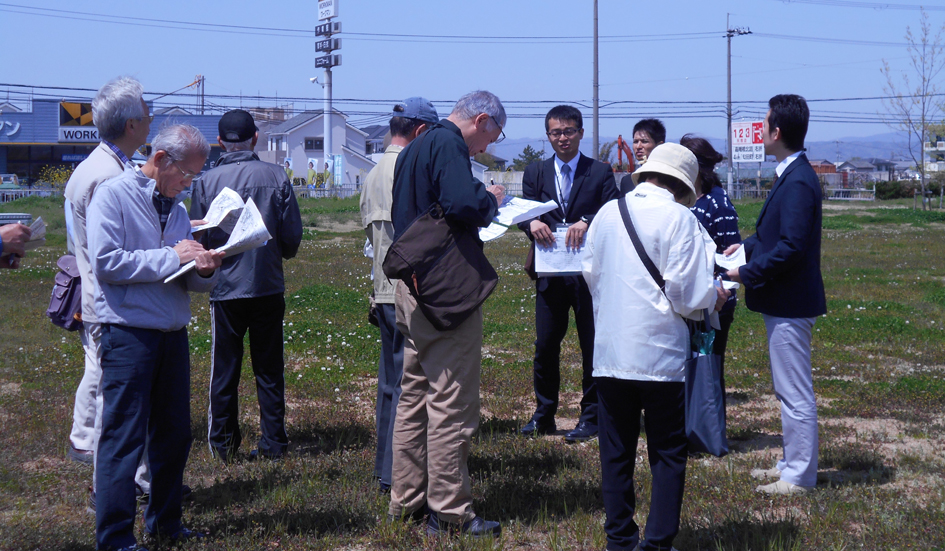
[450, 90, 506, 128]
[92, 76, 146, 141]
[150, 124, 210, 164]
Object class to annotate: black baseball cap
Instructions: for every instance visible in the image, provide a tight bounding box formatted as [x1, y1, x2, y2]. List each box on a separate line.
[219, 109, 258, 142]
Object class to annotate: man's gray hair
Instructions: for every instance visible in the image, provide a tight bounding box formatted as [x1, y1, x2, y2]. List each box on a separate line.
[92, 76, 146, 141]
[450, 90, 506, 128]
[150, 124, 211, 163]
[221, 137, 254, 152]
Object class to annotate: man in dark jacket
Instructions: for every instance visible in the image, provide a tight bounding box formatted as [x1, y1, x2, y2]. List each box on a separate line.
[388, 90, 506, 538]
[726, 94, 826, 495]
[517, 105, 619, 443]
[190, 109, 303, 461]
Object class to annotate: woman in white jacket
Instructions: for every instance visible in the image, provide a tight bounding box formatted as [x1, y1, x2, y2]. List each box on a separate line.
[582, 143, 728, 551]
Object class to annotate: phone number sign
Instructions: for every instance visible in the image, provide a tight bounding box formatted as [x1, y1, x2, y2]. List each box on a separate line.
[732, 121, 765, 163]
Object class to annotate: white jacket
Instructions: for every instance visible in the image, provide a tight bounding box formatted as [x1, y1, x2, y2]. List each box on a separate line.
[582, 183, 717, 382]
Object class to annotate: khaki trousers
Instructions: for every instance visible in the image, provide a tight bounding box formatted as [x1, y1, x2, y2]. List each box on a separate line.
[388, 281, 481, 524]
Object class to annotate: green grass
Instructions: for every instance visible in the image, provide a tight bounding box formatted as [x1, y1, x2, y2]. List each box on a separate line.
[1, 196, 945, 550]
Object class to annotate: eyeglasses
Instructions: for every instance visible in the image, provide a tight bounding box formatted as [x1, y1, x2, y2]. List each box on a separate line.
[489, 115, 506, 144]
[135, 114, 154, 123]
[547, 127, 581, 139]
[172, 161, 199, 181]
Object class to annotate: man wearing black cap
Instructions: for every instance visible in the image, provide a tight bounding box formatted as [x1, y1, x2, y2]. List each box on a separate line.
[190, 109, 303, 461]
[360, 97, 438, 493]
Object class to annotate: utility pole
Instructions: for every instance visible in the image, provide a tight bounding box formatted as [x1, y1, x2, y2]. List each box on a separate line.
[726, 14, 751, 196]
[592, 0, 599, 160]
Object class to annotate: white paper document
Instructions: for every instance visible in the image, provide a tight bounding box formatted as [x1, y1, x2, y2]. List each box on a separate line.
[164, 198, 272, 283]
[721, 280, 740, 291]
[24, 217, 46, 251]
[535, 229, 586, 277]
[715, 245, 747, 271]
[191, 187, 245, 233]
[479, 196, 560, 242]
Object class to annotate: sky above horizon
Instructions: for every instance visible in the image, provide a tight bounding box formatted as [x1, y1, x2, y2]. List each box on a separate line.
[2, 0, 944, 152]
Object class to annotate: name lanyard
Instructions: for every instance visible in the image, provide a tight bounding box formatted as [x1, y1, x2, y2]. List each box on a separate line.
[555, 167, 570, 211]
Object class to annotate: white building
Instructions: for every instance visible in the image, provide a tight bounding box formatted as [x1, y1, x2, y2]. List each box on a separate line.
[260, 109, 376, 186]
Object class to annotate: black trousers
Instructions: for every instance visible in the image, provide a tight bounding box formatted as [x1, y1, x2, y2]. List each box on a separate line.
[208, 294, 288, 457]
[532, 275, 597, 427]
[597, 377, 688, 551]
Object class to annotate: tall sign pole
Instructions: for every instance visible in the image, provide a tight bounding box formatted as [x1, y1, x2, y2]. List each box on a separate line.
[316, 1, 341, 172]
[592, 0, 599, 160]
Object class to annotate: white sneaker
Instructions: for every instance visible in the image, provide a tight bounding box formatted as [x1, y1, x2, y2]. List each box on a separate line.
[756, 480, 811, 495]
[750, 467, 781, 480]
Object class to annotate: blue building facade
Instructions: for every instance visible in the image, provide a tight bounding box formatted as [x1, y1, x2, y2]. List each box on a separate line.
[0, 99, 225, 184]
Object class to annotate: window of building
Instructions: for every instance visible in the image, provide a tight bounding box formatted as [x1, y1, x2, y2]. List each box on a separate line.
[304, 137, 324, 151]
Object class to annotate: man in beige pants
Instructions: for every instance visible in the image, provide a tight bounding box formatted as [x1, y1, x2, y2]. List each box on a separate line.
[387, 90, 506, 538]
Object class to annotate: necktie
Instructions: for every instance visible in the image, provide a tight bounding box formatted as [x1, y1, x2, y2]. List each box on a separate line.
[560, 163, 572, 210]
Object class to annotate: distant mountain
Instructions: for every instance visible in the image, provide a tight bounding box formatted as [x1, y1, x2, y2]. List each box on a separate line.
[493, 131, 918, 166]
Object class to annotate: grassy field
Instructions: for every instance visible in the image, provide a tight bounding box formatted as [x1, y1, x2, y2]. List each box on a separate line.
[1, 195, 944, 550]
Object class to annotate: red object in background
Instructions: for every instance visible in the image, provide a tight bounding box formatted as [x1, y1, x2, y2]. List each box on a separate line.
[752, 122, 764, 144]
[615, 135, 636, 172]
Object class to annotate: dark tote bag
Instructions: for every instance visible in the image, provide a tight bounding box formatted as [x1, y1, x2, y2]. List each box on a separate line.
[617, 196, 728, 457]
[382, 203, 498, 331]
[46, 254, 83, 331]
[685, 310, 729, 457]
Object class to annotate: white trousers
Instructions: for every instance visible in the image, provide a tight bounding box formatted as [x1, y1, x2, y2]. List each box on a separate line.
[763, 315, 818, 488]
[71, 322, 150, 492]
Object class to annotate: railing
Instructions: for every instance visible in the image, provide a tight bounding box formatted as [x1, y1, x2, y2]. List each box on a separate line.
[824, 186, 875, 201]
[0, 189, 63, 203]
[293, 183, 361, 200]
[729, 186, 769, 201]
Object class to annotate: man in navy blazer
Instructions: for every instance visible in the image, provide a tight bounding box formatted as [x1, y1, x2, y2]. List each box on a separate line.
[727, 94, 826, 495]
[517, 105, 619, 443]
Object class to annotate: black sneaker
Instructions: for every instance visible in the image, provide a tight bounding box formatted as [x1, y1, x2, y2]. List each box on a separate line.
[426, 511, 501, 538]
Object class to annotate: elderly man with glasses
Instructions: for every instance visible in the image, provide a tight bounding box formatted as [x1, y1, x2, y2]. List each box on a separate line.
[517, 104, 619, 444]
[87, 124, 223, 551]
[387, 90, 506, 538]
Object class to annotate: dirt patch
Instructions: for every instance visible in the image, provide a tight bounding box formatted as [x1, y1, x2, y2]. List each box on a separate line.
[309, 220, 362, 233]
[0, 382, 20, 396]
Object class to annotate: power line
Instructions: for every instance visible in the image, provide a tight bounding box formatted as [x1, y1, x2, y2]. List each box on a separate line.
[767, 0, 945, 11]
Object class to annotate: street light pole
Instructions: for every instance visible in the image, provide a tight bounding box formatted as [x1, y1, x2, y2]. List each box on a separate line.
[324, 67, 332, 172]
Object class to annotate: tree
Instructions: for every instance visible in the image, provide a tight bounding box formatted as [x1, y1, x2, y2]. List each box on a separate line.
[511, 145, 545, 171]
[598, 140, 617, 165]
[881, 8, 945, 210]
[474, 151, 499, 170]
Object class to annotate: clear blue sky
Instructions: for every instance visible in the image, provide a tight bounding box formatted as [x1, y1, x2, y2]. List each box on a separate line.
[1, 0, 942, 148]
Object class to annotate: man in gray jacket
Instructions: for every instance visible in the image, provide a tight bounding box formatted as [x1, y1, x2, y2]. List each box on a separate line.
[190, 109, 302, 461]
[63, 77, 155, 506]
[88, 124, 222, 550]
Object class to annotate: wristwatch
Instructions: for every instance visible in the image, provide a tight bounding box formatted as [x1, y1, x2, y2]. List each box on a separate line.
[580, 215, 590, 225]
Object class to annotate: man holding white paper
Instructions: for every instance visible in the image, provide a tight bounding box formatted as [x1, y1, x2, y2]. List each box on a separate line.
[725, 95, 826, 496]
[88, 124, 222, 549]
[517, 105, 619, 443]
[190, 109, 302, 462]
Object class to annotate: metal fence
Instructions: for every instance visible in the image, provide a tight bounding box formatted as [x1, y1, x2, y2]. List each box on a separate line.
[0, 189, 63, 203]
[293, 184, 361, 200]
[824, 186, 875, 201]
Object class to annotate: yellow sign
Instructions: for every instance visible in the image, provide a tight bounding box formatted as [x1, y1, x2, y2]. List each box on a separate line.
[59, 102, 94, 127]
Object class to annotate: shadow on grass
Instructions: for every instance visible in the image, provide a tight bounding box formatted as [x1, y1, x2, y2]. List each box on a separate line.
[477, 417, 522, 436]
[817, 442, 896, 487]
[726, 430, 783, 455]
[289, 421, 373, 457]
[680, 516, 801, 551]
[470, 445, 601, 523]
[203, 506, 377, 539]
[190, 469, 296, 512]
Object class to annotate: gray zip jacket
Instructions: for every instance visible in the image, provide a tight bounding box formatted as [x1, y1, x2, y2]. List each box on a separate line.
[88, 165, 217, 331]
[190, 150, 302, 301]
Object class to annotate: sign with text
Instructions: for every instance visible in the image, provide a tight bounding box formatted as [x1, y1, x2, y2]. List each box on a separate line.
[59, 102, 99, 142]
[315, 21, 341, 36]
[732, 121, 765, 163]
[318, 0, 338, 20]
[316, 38, 341, 52]
[314, 54, 341, 69]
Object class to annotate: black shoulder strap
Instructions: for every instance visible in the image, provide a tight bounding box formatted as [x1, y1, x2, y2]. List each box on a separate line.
[618, 195, 665, 294]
